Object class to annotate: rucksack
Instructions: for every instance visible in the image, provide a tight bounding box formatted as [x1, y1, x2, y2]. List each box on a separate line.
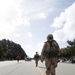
[43, 40, 59, 58]
[34, 54, 39, 59]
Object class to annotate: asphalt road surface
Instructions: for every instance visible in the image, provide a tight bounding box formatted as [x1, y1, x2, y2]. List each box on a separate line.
[0, 60, 75, 75]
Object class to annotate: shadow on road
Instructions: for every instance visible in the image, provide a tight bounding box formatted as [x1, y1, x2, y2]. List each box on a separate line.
[38, 66, 46, 69]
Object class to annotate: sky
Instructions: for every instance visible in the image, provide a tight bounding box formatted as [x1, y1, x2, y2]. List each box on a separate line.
[0, 0, 75, 57]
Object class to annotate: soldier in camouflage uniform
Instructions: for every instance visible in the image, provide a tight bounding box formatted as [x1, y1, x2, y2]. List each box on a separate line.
[16, 55, 20, 63]
[41, 34, 59, 75]
[34, 52, 40, 67]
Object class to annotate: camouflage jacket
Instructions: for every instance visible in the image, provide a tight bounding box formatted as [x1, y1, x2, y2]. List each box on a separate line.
[41, 40, 59, 60]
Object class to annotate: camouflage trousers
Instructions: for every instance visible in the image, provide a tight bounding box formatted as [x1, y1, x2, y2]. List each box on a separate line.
[35, 59, 39, 67]
[45, 57, 57, 75]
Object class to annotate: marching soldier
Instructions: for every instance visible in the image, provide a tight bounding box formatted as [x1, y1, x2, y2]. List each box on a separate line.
[41, 34, 59, 75]
[16, 55, 20, 63]
[34, 52, 40, 67]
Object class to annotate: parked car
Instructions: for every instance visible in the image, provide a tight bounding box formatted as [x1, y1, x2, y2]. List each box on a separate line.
[72, 59, 75, 63]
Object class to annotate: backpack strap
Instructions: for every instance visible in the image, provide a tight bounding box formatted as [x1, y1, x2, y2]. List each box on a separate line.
[47, 40, 54, 48]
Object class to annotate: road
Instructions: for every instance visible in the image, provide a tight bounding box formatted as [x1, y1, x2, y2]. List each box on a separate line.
[0, 60, 45, 75]
[56, 62, 75, 75]
[0, 60, 75, 75]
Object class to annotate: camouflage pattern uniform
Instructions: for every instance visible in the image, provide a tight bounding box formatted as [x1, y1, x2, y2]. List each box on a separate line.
[16, 55, 20, 63]
[41, 34, 59, 75]
[34, 52, 40, 67]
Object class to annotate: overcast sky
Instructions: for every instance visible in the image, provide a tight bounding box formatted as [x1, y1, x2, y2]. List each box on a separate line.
[0, 0, 75, 57]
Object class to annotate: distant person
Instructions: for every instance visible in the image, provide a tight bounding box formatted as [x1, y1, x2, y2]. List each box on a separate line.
[41, 34, 59, 75]
[34, 52, 40, 67]
[16, 55, 20, 63]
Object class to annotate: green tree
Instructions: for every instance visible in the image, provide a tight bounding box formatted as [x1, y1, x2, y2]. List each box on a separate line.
[0, 39, 27, 60]
[67, 39, 75, 56]
[60, 39, 75, 58]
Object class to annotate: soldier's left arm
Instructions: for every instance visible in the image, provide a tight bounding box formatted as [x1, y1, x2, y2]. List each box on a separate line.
[53, 40, 60, 50]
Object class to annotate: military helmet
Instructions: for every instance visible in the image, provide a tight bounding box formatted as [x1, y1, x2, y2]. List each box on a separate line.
[47, 34, 53, 40]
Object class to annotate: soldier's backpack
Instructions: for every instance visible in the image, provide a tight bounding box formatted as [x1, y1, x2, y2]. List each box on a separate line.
[34, 54, 39, 59]
[43, 40, 59, 58]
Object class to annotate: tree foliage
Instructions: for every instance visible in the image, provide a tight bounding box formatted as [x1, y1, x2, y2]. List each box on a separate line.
[0, 39, 27, 60]
[60, 39, 75, 57]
